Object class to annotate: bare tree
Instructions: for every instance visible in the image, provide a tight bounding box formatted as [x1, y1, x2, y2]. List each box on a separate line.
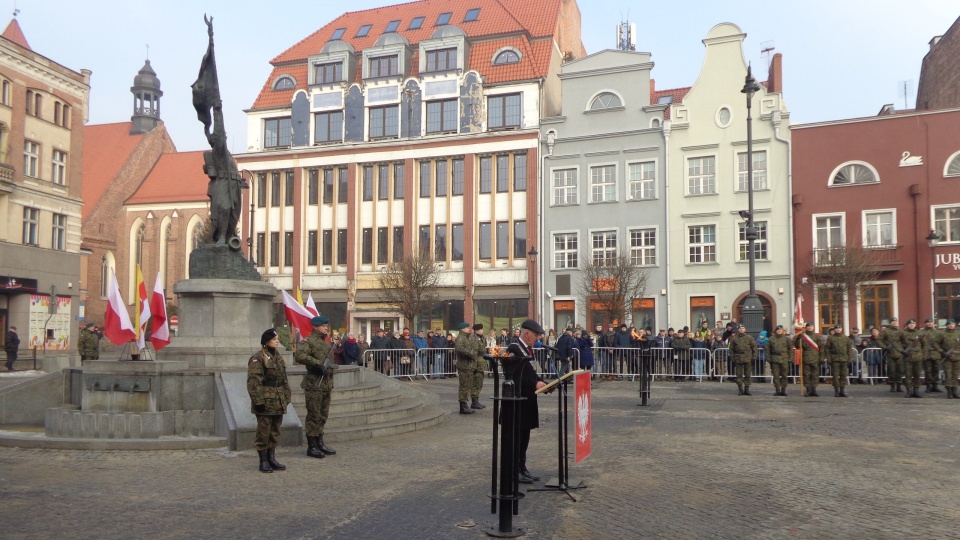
[576, 251, 651, 326]
[375, 254, 442, 327]
[808, 243, 884, 325]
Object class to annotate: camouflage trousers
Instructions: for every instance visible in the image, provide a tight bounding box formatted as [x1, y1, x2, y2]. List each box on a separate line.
[886, 356, 904, 384]
[903, 359, 923, 388]
[802, 362, 820, 388]
[923, 359, 941, 384]
[768, 360, 790, 389]
[304, 378, 333, 437]
[734, 361, 753, 387]
[471, 357, 488, 399]
[457, 359, 476, 402]
[944, 359, 960, 387]
[831, 361, 849, 388]
[254, 414, 283, 451]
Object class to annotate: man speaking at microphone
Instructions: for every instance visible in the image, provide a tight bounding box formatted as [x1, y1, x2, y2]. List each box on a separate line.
[506, 319, 549, 484]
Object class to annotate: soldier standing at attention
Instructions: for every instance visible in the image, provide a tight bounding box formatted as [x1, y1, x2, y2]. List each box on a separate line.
[920, 317, 944, 393]
[796, 321, 823, 397]
[899, 319, 925, 398]
[939, 319, 960, 399]
[729, 324, 758, 396]
[78, 322, 100, 364]
[825, 324, 851, 397]
[766, 324, 795, 396]
[470, 323, 488, 410]
[247, 328, 292, 473]
[295, 315, 338, 458]
[878, 317, 903, 393]
[454, 322, 478, 415]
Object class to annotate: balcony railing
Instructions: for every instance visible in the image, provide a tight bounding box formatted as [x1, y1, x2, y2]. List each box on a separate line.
[812, 244, 903, 273]
[0, 162, 13, 184]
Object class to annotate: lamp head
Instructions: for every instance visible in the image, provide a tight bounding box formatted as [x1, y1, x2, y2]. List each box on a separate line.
[741, 64, 761, 97]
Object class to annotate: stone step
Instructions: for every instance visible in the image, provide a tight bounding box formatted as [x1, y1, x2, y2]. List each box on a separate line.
[290, 389, 401, 413]
[289, 381, 384, 404]
[287, 366, 362, 388]
[323, 406, 446, 443]
[298, 397, 424, 429]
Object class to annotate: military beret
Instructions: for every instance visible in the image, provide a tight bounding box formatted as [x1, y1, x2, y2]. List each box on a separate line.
[948, 319, 956, 324]
[311, 315, 329, 326]
[85, 322, 95, 328]
[890, 317, 898, 322]
[261, 328, 278, 345]
[906, 319, 916, 324]
[472, 323, 484, 331]
[833, 324, 842, 329]
[805, 321, 815, 328]
[924, 318, 933, 323]
[775, 325, 784, 331]
[520, 319, 545, 335]
[457, 322, 470, 330]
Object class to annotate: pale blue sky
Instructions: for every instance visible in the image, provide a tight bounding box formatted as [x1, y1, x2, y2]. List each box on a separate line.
[12, 0, 958, 152]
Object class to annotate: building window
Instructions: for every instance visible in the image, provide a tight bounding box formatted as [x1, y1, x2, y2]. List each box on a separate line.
[22, 207, 39, 245]
[269, 232, 280, 267]
[496, 221, 509, 259]
[464, 8, 480, 22]
[322, 169, 334, 204]
[590, 165, 616, 202]
[629, 228, 656, 266]
[1, 80, 8, 105]
[435, 12, 452, 25]
[496, 155, 509, 192]
[307, 230, 318, 265]
[284, 171, 294, 206]
[687, 156, 716, 195]
[479, 156, 492, 193]
[591, 230, 617, 266]
[385, 20, 400, 33]
[946, 152, 960, 177]
[861, 284, 893, 331]
[284, 232, 294, 267]
[435, 160, 448, 197]
[25, 89, 32, 114]
[933, 206, 960, 243]
[315, 62, 343, 84]
[426, 99, 457, 133]
[864, 211, 894, 247]
[737, 221, 768, 261]
[830, 162, 878, 186]
[688, 225, 717, 263]
[369, 105, 399, 139]
[264, 117, 292, 148]
[514, 221, 527, 259]
[369, 55, 399, 78]
[815, 215, 844, 251]
[54, 102, 61, 125]
[628, 161, 655, 200]
[362, 228, 373, 264]
[33, 92, 42, 119]
[426, 48, 457, 72]
[52, 213, 67, 251]
[337, 229, 347, 265]
[452, 159, 464, 195]
[393, 227, 404, 262]
[314, 111, 343, 143]
[308, 169, 319, 204]
[337, 167, 348, 203]
[378, 164, 390, 200]
[435, 224, 447, 261]
[419, 225, 431, 258]
[479, 222, 491, 260]
[493, 50, 520, 65]
[377, 227, 388, 264]
[61, 105, 71, 128]
[553, 168, 577, 205]
[514, 154, 527, 191]
[419, 161, 431, 198]
[488, 93, 521, 129]
[52, 150, 67, 185]
[256, 233, 265, 265]
[322, 230, 332, 266]
[409, 16, 425, 30]
[356, 24, 372, 38]
[452, 223, 464, 261]
[589, 92, 622, 110]
[554, 232, 578, 269]
[394, 163, 405, 198]
[273, 76, 295, 90]
[362, 165, 374, 201]
[270, 172, 281, 207]
[737, 150, 767, 191]
[330, 28, 346, 40]
[23, 140, 39, 178]
[257, 173, 267, 207]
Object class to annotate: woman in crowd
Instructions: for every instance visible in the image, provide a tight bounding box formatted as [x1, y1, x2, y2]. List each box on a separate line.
[712, 331, 729, 379]
[357, 334, 369, 367]
[576, 329, 595, 378]
[862, 327, 883, 379]
[342, 332, 360, 366]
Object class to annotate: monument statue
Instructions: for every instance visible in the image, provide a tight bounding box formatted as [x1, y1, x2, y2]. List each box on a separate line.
[192, 15, 247, 250]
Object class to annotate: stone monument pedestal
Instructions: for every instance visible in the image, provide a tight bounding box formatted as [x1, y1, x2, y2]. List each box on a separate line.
[158, 278, 276, 369]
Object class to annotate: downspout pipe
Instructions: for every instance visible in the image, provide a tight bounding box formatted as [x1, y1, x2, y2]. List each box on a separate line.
[772, 111, 794, 328]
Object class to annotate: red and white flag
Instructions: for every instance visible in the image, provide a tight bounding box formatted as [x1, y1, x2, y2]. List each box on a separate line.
[149, 272, 170, 351]
[305, 292, 319, 316]
[281, 289, 314, 340]
[135, 265, 151, 350]
[103, 269, 136, 345]
[794, 293, 804, 327]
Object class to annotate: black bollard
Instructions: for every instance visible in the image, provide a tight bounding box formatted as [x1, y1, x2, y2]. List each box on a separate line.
[488, 356, 526, 538]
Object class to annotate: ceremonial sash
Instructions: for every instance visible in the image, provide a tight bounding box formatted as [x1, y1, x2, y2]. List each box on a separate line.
[801, 333, 820, 351]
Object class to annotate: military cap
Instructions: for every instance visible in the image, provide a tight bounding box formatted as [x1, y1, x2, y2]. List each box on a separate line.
[833, 324, 843, 329]
[774, 324, 784, 331]
[457, 322, 470, 330]
[520, 319, 545, 335]
[260, 328, 278, 345]
[906, 318, 916, 324]
[947, 319, 956, 324]
[85, 322, 95, 328]
[472, 323, 484, 331]
[924, 318, 933, 323]
[310, 315, 330, 326]
[890, 317, 898, 322]
[805, 321, 815, 328]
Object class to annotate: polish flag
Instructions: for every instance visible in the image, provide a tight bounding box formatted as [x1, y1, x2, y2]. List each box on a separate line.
[281, 289, 314, 340]
[305, 292, 319, 316]
[103, 269, 137, 345]
[794, 293, 804, 327]
[135, 265, 151, 350]
[149, 272, 170, 351]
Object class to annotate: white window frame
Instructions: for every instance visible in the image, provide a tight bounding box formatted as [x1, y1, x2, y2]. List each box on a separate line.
[862, 209, 897, 247]
[52, 213, 66, 251]
[52, 149, 67, 185]
[627, 159, 657, 200]
[552, 230, 579, 270]
[944, 150, 960, 178]
[23, 140, 39, 178]
[551, 167, 578, 206]
[736, 149, 767, 192]
[813, 212, 846, 265]
[828, 160, 880, 187]
[589, 162, 617, 203]
[932, 204, 960, 244]
[686, 155, 716, 195]
[22, 207, 39, 246]
[737, 221, 768, 262]
[628, 227, 657, 266]
[585, 90, 624, 112]
[687, 223, 717, 264]
[590, 228, 618, 267]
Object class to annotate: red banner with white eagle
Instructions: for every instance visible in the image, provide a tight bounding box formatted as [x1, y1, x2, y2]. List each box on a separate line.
[574, 371, 592, 463]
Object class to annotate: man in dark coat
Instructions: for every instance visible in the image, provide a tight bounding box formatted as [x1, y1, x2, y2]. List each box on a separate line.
[4, 325, 20, 371]
[506, 319, 548, 483]
[554, 327, 577, 376]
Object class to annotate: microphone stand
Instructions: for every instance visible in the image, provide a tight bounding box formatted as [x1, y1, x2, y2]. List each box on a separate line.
[529, 369, 585, 501]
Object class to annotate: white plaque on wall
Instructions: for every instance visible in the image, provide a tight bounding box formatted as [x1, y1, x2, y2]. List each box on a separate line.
[368, 86, 399, 103]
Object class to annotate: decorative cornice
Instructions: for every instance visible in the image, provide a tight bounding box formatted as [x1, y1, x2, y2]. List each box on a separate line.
[680, 143, 720, 151]
[558, 62, 654, 80]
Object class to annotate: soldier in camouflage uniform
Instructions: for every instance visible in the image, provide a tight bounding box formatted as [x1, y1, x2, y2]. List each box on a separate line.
[939, 319, 960, 399]
[78, 322, 100, 363]
[878, 317, 903, 392]
[470, 323, 488, 410]
[295, 315, 337, 458]
[825, 323, 851, 397]
[899, 319, 925, 398]
[766, 324, 795, 396]
[247, 328, 292, 473]
[729, 325, 758, 396]
[795, 321, 823, 397]
[920, 317, 944, 393]
[454, 322, 478, 414]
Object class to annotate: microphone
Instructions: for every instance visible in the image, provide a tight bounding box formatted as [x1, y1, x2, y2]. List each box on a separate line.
[542, 345, 559, 353]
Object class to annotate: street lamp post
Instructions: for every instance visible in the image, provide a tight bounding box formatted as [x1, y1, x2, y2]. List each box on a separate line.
[740, 65, 764, 337]
[528, 246, 538, 321]
[927, 230, 943, 322]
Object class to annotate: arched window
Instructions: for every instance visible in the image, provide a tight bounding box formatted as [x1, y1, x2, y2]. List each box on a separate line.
[829, 162, 878, 186]
[650, 117, 661, 128]
[945, 151, 960, 177]
[159, 216, 172, 291]
[128, 219, 145, 301]
[34, 93, 42, 119]
[100, 253, 114, 298]
[493, 50, 520, 65]
[589, 92, 623, 111]
[273, 76, 295, 90]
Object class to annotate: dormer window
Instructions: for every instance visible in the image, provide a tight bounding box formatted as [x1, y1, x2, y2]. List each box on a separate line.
[315, 62, 343, 84]
[273, 76, 296, 90]
[385, 20, 400, 33]
[657, 95, 673, 105]
[409, 17, 424, 30]
[356, 24, 372, 37]
[464, 8, 480, 22]
[369, 55, 399, 78]
[426, 48, 457, 72]
[435, 12, 452, 26]
[330, 28, 346, 40]
[493, 50, 520, 65]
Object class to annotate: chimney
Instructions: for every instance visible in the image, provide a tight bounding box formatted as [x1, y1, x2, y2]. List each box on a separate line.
[929, 35, 942, 51]
[766, 53, 782, 93]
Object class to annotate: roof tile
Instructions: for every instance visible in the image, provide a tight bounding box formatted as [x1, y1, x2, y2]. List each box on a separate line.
[81, 122, 146, 219]
[125, 151, 209, 205]
[2, 18, 30, 50]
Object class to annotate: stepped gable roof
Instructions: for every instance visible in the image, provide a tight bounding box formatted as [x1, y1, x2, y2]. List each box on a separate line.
[126, 151, 209, 205]
[251, 0, 563, 110]
[81, 122, 146, 219]
[2, 18, 30, 50]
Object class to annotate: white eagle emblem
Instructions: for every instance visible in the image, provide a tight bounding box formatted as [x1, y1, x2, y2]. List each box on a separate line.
[576, 391, 590, 443]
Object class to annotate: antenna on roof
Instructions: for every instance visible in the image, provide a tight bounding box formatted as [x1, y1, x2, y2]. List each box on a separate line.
[897, 80, 913, 110]
[616, 18, 635, 51]
[12, 0, 19, 18]
[146, 44, 150, 61]
[760, 40, 775, 69]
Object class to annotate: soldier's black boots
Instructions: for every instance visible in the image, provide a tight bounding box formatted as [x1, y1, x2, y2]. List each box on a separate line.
[743, 387, 751, 396]
[471, 397, 486, 409]
[782, 388, 788, 397]
[810, 388, 819, 397]
[889, 384, 897, 392]
[931, 383, 943, 393]
[317, 436, 336, 455]
[896, 383, 903, 392]
[950, 387, 958, 399]
[839, 388, 847, 397]
[924, 383, 932, 393]
[306, 436, 326, 458]
[258, 450, 273, 473]
[834, 388, 840, 397]
[267, 448, 285, 470]
[736, 385, 743, 396]
[914, 388, 923, 398]
[773, 387, 781, 396]
[459, 402, 475, 414]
